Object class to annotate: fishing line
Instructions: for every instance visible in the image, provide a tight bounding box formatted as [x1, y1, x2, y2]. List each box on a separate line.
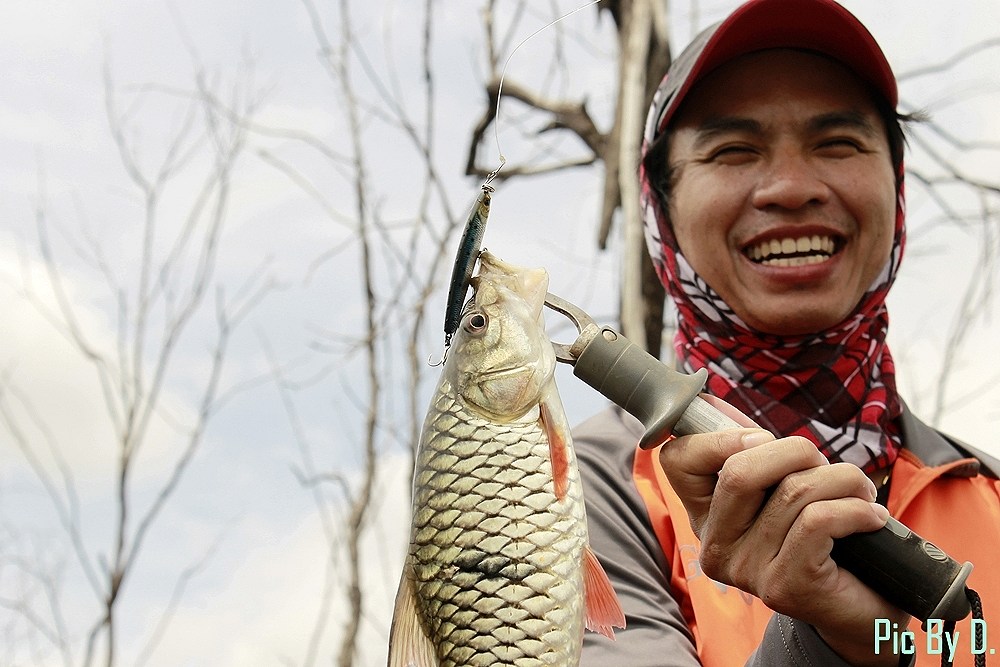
[486, 0, 601, 185]
[434, 0, 601, 365]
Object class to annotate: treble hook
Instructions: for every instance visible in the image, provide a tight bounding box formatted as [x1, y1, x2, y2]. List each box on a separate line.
[427, 341, 450, 367]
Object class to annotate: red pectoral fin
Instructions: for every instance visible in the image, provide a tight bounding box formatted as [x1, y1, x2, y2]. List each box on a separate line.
[539, 384, 572, 499]
[583, 545, 626, 640]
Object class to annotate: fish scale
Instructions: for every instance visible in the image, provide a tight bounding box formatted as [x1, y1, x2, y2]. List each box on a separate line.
[409, 388, 586, 667]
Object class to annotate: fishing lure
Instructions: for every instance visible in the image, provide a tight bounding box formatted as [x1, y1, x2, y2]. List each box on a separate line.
[443, 184, 493, 348]
[438, 0, 600, 356]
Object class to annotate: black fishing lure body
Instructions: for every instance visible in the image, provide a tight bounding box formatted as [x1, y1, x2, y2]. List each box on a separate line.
[443, 185, 492, 347]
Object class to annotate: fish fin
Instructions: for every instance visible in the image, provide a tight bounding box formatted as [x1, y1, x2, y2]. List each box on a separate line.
[539, 384, 572, 500]
[387, 566, 438, 667]
[582, 545, 626, 640]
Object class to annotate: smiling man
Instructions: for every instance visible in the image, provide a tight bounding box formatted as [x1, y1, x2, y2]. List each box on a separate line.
[572, 1, 1000, 666]
[665, 50, 896, 336]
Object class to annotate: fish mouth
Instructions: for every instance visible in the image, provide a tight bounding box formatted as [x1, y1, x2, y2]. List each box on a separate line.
[742, 233, 844, 267]
[476, 251, 549, 315]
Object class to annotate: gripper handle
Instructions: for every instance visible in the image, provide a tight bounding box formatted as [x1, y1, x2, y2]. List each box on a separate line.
[571, 325, 973, 622]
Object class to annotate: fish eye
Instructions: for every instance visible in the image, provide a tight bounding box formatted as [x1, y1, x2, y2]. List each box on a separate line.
[463, 311, 488, 334]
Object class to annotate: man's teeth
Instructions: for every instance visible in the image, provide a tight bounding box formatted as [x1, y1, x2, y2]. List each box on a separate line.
[747, 235, 836, 267]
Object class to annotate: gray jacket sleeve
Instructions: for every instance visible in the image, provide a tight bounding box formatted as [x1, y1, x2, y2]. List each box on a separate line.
[574, 407, 700, 666]
[575, 407, 887, 667]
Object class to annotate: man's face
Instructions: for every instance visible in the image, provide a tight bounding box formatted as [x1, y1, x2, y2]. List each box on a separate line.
[666, 49, 897, 335]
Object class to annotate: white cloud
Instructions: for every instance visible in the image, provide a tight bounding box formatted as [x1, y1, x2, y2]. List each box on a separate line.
[111, 457, 412, 666]
[0, 238, 207, 486]
[0, 1, 100, 58]
[0, 243, 119, 481]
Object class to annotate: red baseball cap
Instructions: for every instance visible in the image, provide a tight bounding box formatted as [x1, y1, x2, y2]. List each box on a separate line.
[647, 0, 897, 140]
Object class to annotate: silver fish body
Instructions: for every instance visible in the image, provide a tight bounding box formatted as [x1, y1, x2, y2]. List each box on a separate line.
[388, 252, 622, 667]
[411, 384, 587, 665]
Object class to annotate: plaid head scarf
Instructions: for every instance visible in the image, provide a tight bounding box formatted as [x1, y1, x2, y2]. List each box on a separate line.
[639, 71, 905, 474]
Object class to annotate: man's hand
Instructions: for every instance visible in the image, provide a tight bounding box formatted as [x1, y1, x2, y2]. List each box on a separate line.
[657, 395, 910, 666]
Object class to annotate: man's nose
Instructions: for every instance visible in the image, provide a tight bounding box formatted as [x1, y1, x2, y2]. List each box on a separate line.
[751, 150, 831, 210]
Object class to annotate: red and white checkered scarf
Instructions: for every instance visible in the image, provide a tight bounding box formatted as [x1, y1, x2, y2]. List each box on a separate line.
[639, 112, 904, 475]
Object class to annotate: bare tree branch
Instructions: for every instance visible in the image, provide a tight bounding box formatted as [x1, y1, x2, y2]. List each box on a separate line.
[897, 37, 1000, 81]
[3, 47, 273, 667]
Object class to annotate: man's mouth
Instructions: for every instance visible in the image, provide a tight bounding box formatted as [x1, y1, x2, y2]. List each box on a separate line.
[745, 235, 840, 267]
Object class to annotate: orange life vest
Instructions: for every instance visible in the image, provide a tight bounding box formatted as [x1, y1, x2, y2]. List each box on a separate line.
[633, 445, 1000, 666]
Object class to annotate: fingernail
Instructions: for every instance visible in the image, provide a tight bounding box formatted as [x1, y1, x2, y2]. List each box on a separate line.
[871, 503, 890, 522]
[866, 479, 878, 502]
[740, 429, 775, 447]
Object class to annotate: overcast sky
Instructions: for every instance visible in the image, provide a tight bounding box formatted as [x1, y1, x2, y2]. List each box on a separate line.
[1, 1, 998, 665]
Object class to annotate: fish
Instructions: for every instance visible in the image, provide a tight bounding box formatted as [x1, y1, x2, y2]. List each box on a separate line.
[388, 251, 625, 667]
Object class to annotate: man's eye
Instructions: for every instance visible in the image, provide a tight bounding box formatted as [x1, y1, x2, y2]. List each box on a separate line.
[707, 145, 757, 163]
[818, 138, 863, 156]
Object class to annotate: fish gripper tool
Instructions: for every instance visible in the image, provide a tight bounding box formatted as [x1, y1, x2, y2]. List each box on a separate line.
[543, 292, 974, 625]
